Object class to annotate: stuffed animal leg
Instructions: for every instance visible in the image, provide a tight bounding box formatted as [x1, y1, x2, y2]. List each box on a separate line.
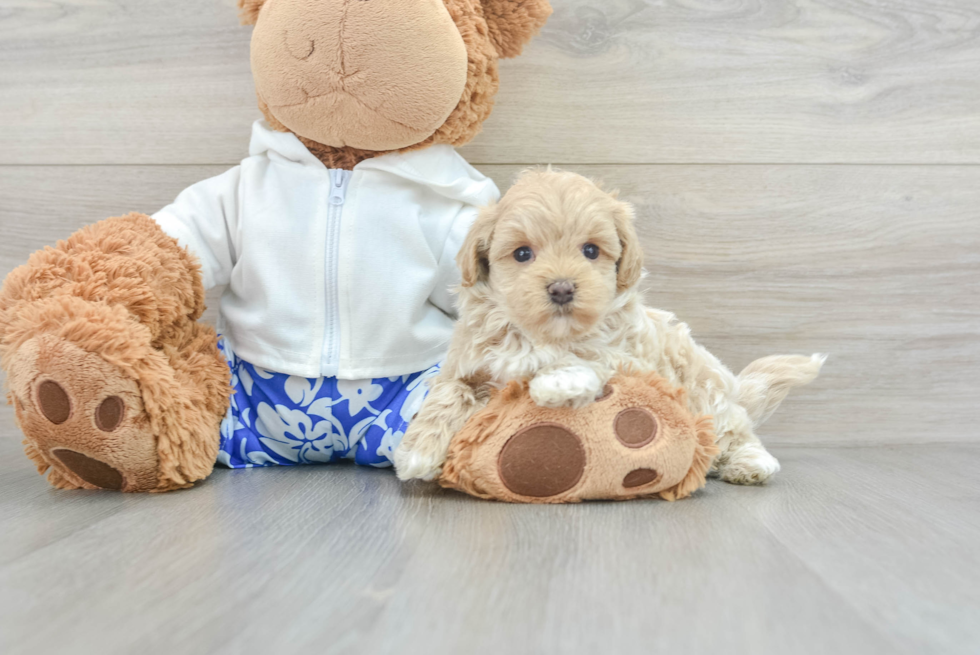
[440, 373, 719, 503]
[0, 214, 230, 491]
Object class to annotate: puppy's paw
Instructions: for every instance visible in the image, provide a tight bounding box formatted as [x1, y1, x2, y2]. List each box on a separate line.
[393, 444, 444, 481]
[717, 444, 780, 485]
[529, 366, 603, 409]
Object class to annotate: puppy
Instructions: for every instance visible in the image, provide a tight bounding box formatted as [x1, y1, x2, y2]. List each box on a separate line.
[394, 169, 824, 485]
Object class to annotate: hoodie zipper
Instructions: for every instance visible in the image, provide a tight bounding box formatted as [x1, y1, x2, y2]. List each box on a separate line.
[320, 168, 351, 376]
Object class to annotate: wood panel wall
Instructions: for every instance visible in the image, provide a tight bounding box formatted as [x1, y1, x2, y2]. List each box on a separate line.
[2, 0, 978, 444]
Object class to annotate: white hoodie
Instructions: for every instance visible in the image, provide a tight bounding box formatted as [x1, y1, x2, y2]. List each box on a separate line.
[154, 120, 500, 379]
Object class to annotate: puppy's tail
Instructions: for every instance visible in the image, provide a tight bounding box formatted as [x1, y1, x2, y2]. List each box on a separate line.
[736, 354, 826, 427]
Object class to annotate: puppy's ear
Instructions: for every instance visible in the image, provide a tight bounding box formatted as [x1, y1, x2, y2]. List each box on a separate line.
[480, 0, 553, 59]
[238, 0, 267, 25]
[612, 199, 643, 292]
[458, 203, 500, 287]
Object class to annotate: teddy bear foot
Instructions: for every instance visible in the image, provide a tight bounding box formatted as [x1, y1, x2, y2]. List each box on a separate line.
[8, 333, 162, 491]
[7, 319, 230, 492]
[1, 214, 232, 491]
[440, 373, 721, 503]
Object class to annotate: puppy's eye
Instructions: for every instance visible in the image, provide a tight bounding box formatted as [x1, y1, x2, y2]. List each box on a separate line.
[582, 243, 600, 260]
[513, 246, 534, 263]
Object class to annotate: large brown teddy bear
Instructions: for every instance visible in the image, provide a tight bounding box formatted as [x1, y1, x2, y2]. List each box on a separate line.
[0, 0, 552, 492]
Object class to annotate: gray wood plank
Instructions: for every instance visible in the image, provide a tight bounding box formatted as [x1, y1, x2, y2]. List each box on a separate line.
[758, 446, 980, 655]
[2, 164, 978, 446]
[0, 404, 977, 655]
[2, 0, 980, 165]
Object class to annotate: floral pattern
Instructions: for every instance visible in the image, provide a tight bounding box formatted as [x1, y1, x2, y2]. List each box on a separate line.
[217, 338, 439, 468]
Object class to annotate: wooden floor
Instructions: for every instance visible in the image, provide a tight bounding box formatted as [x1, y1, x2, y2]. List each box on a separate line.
[2, 0, 979, 653]
[1, 404, 979, 655]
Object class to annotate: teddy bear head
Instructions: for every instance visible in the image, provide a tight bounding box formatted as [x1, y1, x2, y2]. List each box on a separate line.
[238, 0, 552, 168]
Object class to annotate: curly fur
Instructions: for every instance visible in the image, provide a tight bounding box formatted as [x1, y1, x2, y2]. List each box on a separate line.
[481, 0, 552, 58]
[396, 169, 825, 485]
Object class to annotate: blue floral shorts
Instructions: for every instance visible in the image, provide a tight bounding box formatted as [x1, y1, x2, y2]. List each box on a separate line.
[216, 338, 439, 469]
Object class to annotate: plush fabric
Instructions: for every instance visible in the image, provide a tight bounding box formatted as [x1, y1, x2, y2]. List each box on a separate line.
[440, 373, 719, 503]
[250, 0, 469, 151]
[0, 215, 231, 491]
[482, 0, 554, 58]
[247, 0, 552, 169]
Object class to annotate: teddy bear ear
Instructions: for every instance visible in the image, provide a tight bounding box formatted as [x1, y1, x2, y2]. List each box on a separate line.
[238, 0, 267, 26]
[480, 0, 553, 58]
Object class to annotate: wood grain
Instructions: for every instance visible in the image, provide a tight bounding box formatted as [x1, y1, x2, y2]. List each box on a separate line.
[2, 164, 977, 445]
[2, 0, 980, 165]
[0, 414, 977, 655]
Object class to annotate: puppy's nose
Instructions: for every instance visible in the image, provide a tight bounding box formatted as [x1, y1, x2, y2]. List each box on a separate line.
[547, 280, 576, 305]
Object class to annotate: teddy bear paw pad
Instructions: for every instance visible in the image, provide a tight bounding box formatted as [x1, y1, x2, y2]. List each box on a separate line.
[498, 424, 586, 497]
[95, 396, 125, 432]
[622, 468, 659, 488]
[9, 335, 160, 491]
[614, 407, 658, 448]
[51, 449, 124, 490]
[37, 380, 71, 424]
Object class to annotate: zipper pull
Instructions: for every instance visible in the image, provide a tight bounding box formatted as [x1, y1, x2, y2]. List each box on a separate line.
[329, 169, 351, 205]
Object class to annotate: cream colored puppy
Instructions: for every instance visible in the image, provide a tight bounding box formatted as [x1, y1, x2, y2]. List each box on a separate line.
[394, 169, 824, 485]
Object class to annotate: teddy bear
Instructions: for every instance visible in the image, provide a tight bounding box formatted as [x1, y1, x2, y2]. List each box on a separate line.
[0, 0, 553, 492]
[440, 373, 719, 503]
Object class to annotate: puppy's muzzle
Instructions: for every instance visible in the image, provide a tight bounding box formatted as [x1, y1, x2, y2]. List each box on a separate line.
[547, 280, 576, 306]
